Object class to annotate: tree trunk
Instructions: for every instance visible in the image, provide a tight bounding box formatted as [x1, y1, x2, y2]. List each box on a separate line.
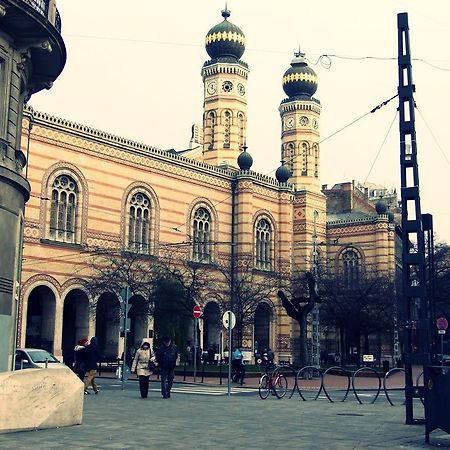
[299, 314, 309, 367]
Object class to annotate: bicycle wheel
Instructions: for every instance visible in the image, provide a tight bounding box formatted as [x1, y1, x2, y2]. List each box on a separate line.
[273, 373, 288, 399]
[258, 374, 271, 399]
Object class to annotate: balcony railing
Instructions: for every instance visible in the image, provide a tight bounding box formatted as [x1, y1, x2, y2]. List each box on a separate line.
[21, 0, 62, 32]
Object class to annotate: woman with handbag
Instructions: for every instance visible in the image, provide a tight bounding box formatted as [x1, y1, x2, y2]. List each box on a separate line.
[131, 339, 153, 399]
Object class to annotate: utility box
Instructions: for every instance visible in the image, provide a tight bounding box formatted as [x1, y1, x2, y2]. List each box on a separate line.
[424, 365, 450, 443]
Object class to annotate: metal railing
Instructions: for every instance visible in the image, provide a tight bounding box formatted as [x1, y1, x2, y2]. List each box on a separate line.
[21, 0, 62, 32]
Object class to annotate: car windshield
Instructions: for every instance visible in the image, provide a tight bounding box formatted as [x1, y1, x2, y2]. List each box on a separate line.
[27, 350, 59, 363]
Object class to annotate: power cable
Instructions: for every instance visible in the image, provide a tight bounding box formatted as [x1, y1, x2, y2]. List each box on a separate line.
[363, 109, 398, 184]
[416, 108, 450, 166]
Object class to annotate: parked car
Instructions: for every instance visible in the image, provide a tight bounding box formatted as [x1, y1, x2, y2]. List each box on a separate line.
[15, 348, 68, 370]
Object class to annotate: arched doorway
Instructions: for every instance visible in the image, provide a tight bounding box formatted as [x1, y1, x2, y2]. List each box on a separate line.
[203, 302, 221, 353]
[61, 289, 90, 366]
[25, 285, 56, 353]
[128, 295, 149, 353]
[95, 292, 120, 359]
[254, 303, 272, 354]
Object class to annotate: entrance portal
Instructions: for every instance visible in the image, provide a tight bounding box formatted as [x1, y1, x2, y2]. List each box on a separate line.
[62, 289, 89, 366]
[254, 303, 272, 353]
[95, 292, 120, 359]
[25, 285, 56, 353]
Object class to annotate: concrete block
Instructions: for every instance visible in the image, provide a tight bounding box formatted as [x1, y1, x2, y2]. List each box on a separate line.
[0, 367, 84, 433]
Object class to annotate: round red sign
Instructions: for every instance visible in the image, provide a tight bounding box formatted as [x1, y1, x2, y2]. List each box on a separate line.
[193, 305, 201, 319]
[436, 317, 449, 331]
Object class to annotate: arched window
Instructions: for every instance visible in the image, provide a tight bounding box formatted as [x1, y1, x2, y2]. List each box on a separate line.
[128, 192, 151, 253]
[49, 175, 78, 242]
[193, 207, 211, 262]
[207, 112, 216, 149]
[313, 144, 319, 177]
[224, 111, 231, 148]
[255, 219, 272, 270]
[342, 250, 360, 287]
[286, 143, 295, 173]
[238, 113, 245, 147]
[301, 142, 308, 175]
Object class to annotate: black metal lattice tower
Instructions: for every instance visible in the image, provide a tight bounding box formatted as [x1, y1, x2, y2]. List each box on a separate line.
[397, 12, 430, 425]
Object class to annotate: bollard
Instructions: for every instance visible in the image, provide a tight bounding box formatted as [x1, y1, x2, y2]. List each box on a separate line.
[183, 359, 187, 382]
[219, 359, 223, 385]
[201, 362, 205, 383]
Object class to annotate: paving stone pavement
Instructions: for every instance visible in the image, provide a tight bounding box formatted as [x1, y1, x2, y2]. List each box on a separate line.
[0, 379, 449, 449]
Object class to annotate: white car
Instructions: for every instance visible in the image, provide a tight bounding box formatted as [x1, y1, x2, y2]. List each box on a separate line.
[15, 348, 68, 370]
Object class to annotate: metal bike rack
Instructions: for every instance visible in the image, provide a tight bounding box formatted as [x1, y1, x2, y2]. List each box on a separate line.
[352, 367, 381, 405]
[322, 366, 351, 403]
[293, 366, 323, 401]
[383, 368, 406, 406]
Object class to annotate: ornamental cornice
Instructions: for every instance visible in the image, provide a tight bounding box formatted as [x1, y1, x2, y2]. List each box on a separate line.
[25, 107, 235, 183]
[326, 222, 379, 235]
[86, 230, 121, 250]
[279, 100, 321, 115]
[327, 216, 377, 227]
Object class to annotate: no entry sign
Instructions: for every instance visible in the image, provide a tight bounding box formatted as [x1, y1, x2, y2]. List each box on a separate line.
[193, 305, 202, 319]
[436, 317, 448, 331]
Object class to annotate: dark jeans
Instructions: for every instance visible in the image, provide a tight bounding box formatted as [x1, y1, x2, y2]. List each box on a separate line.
[138, 375, 150, 398]
[232, 361, 245, 384]
[160, 368, 174, 398]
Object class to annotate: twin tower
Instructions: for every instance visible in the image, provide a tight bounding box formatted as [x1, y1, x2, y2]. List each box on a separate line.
[201, 8, 321, 192]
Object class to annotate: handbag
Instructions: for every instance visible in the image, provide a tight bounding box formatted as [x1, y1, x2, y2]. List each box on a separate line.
[148, 361, 156, 372]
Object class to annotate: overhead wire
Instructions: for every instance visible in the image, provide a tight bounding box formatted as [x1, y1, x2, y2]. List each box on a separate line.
[363, 109, 398, 184]
[415, 108, 450, 166]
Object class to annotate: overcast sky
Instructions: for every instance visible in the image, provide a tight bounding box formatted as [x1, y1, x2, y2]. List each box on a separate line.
[30, 0, 450, 242]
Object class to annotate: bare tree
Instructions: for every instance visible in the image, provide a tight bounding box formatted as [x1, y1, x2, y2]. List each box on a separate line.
[319, 269, 395, 365]
[278, 271, 319, 367]
[211, 255, 281, 347]
[85, 249, 156, 315]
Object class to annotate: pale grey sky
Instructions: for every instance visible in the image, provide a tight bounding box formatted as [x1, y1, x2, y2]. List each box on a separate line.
[31, 0, 450, 242]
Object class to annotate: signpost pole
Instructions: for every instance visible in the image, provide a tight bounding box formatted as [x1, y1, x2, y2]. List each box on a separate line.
[194, 318, 197, 383]
[121, 286, 129, 391]
[228, 310, 232, 397]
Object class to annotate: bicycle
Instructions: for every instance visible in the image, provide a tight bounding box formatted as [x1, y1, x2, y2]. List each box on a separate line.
[258, 365, 288, 399]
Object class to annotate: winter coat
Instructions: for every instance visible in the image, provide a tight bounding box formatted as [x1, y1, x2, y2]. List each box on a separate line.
[131, 339, 153, 376]
[84, 338, 101, 371]
[155, 343, 179, 370]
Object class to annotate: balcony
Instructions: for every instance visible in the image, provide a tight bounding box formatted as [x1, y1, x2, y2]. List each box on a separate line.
[21, 0, 62, 32]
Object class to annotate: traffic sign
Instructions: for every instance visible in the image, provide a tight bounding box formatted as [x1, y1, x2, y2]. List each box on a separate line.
[222, 311, 236, 330]
[436, 317, 449, 331]
[193, 305, 202, 319]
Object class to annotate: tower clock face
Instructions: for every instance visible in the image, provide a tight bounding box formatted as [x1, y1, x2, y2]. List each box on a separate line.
[286, 117, 295, 129]
[237, 83, 245, 96]
[222, 80, 233, 92]
[207, 81, 217, 95]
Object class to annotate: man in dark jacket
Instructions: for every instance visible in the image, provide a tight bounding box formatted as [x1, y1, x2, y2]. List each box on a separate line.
[155, 336, 178, 399]
[83, 336, 101, 395]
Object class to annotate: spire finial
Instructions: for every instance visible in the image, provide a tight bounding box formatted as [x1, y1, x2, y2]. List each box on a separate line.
[294, 44, 305, 59]
[242, 140, 248, 152]
[222, 1, 230, 19]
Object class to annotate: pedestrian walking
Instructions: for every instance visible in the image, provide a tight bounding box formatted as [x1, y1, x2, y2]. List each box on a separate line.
[131, 339, 153, 399]
[83, 336, 101, 395]
[73, 337, 88, 381]
[231, 347, 245, 385]
[155, 336, 178, 399]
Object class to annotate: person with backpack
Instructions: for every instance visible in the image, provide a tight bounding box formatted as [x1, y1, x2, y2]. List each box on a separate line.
[155, 336, 178, 399]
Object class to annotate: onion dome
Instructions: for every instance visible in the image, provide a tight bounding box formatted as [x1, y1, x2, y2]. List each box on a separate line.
[375, 199, 388, 215]
[387, 210, 395, 223]
[275, 160, 291, 183]
[205, 8, 245, 60]
[237, 144, 253, 170]
[282, 52, 318, 98]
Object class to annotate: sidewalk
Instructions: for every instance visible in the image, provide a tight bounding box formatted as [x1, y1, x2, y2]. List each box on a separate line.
[99, 365, 414, 389]
[0, 377, 448, 449]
